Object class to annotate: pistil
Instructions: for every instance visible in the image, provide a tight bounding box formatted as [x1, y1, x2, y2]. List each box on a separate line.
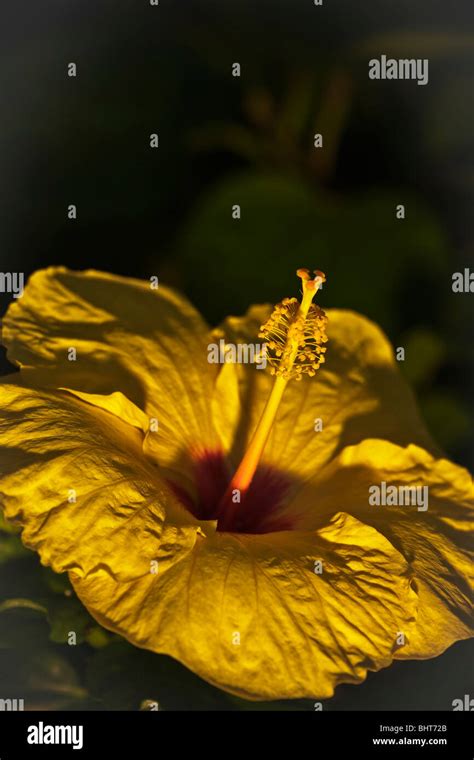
[218, 269, 328, 520]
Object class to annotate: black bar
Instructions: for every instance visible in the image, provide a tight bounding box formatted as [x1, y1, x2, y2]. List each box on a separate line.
[0, 711, 472, 757]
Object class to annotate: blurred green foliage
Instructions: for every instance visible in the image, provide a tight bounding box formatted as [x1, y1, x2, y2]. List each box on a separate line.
[176, 173, 447, 326]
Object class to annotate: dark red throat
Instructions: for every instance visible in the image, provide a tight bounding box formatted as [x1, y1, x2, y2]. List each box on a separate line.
[167, 450, 294, 534]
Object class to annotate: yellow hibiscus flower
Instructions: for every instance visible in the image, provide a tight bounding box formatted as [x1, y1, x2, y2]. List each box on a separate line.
[0, 266, 472, 701]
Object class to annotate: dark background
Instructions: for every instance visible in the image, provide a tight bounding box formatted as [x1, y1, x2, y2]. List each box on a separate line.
[0, 0, 472, 710]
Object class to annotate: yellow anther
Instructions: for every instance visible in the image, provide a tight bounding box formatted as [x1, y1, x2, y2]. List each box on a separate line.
[258, 269, 328, 380]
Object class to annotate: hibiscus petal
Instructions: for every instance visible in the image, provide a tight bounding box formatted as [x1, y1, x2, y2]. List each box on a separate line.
[71, 511, 417, 700]
[292, 439, 474, 658]
[2, 268, 221, 477]
[0, 383, 214, 580]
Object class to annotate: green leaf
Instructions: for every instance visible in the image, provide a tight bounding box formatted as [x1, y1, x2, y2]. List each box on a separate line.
[0, 602, 49, 649]
[0, 510, 19, 534]
[41, 566, 73, 594]
[25, 650, 87, 699]
[0, 598, 48, 615]
[47, 596, 91, 645]
[0, 590, 95, 648]
[84, 625, 113, 649]
[0, 533, 29, 564]
[0, 645, 88, 708]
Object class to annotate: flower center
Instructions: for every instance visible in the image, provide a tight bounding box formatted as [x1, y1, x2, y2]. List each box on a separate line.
[168, 450, 294, 534]
[168, 269, 328, 534]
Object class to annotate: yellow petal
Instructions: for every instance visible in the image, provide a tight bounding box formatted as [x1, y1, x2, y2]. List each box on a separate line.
[292, 439, 474, 657]
[0, 383, 214, 580]
[2, 268, 221, 481]
[61, 389, 150, 432]
[72, 511, 417, 700]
